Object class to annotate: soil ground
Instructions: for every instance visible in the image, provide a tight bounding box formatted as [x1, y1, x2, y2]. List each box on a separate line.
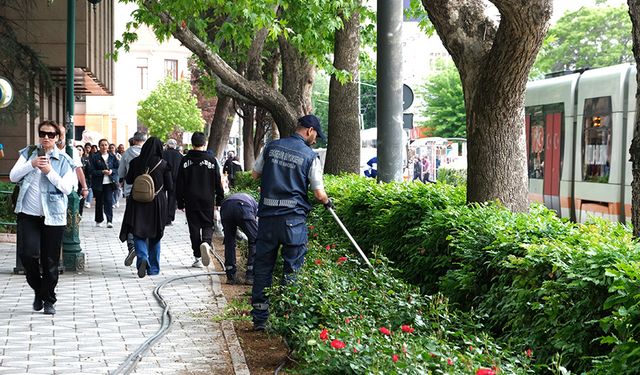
[211, 236, 291, 375]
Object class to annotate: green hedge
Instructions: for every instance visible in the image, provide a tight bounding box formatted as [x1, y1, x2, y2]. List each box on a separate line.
[311, 175, 640, 373]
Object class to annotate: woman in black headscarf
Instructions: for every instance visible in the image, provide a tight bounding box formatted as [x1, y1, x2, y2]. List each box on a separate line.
[119, 137, 173, 278]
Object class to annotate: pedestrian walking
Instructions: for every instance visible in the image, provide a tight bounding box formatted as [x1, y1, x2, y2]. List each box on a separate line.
[119, 137, 172, 278]
[161, 138, 182, 225]
[223, 150, 243, 189]
[118, 131, 146, 266]
[56, 125, 89, 207]
[9, 120, 77, 315]
[175, 132, 225, 268]
[87, 139, 119, 228]
[250, 114, 332, 331]
[220, 192, 258, 285]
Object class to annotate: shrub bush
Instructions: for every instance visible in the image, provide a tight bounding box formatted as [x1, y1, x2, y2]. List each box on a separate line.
[304, 174, 640, 373]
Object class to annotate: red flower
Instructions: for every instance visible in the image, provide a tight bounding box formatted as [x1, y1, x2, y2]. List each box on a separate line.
[313, 233, 318, 237]
[325, 245, 331, 250]
[330, 339, 346, 349]
[345, 318, 350, 324]
[400, 325, 414, 333]
[392, 354, 399, 363]
[525, 348, 533, 358]
[476, 368, 496, 375]
[469, 345, 474, 352]
[337, 256, 348, 264]
[180, 20, 187, 29]
[447, 358, 453, 366]
[353, 347, 358, 353]
[379, 327, 391, 336]
[309, 225, 314, 229]
[319, 329, 329, 341]
[314, 259, 322, 265]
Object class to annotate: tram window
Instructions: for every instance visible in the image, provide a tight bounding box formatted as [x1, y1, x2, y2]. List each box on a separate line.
[582, 96, 612, 183]
[528, 109, 545, 179]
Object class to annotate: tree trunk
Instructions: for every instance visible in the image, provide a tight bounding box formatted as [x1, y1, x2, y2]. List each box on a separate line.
[279, 36, 315, 136]
[628, 0, 640, 236]
[242, 104, 256, 170]
[422, 0, 551, 212]
[325, 6, 361, 175]
[207, 95, 234, 158]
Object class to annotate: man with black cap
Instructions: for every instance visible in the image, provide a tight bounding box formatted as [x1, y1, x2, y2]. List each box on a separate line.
[250, 114, 333, 331]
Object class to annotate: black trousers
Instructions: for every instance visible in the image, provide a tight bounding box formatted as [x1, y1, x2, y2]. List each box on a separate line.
[221, 201, 257, 276]
[166, 190, 177, 224]
[17, 213, 65, 304]
[94, 183, 114, 223]
[185, 209, 214, 258]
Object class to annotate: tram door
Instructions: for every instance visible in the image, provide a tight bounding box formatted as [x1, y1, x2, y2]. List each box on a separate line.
[543, 112, 562, 214]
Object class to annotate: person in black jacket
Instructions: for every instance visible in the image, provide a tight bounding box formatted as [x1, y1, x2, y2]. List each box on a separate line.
[119, 137, 173, 278]
[161, 139, 183, 225]
[222, 151, 243, 188]
[87, 139, 119, 228]
[176, 132, 224, 268]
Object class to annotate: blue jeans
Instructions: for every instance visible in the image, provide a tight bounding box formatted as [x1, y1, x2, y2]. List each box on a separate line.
[251, 214, 308, 324]
[133, 235, 161, 275]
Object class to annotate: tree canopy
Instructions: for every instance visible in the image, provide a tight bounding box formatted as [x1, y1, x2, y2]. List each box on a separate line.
[532, 4, 632, 78]
[137, 78, 204, 140]
[417, 59, 466, 138]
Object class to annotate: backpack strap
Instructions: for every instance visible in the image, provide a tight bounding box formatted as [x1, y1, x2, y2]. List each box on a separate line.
[148, 159, 163, 174]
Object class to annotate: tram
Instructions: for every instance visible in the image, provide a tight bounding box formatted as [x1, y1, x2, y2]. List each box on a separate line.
[525, 63, 635, 223]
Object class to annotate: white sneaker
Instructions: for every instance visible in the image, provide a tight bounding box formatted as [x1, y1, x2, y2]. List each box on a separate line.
[106, 222, 113, 228]
[192, 257, 203, 268]
[84, 203, 91, 208]
[199, 243, 212, 267]
[95, 222, 103, 227]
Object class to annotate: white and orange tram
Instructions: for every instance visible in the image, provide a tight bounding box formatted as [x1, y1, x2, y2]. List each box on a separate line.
[525, 63, 636, 223]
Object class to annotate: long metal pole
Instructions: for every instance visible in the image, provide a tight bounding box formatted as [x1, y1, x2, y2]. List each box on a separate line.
[327, 207, 373, 269]
[63, 0, 84, 270]
[376, 0, 404, 182]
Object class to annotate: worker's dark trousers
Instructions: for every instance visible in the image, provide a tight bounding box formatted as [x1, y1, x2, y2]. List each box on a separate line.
[251, 214, 308, 325]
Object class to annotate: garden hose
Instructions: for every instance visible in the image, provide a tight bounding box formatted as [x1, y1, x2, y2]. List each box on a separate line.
[111, 247, 227, 375]
[327, 207, 373, 269]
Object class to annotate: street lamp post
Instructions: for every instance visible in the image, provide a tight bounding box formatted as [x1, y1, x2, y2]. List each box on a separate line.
[62, 0, 84, 271]
[63, 0, 100, 270]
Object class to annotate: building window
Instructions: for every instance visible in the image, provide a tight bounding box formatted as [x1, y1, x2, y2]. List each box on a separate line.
[582, 96, 612, 183]
[136, 58, 148, 90]
[165, 59, 178, 80]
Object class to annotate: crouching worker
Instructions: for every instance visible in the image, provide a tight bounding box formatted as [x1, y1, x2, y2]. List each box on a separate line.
[221, 193, 258, 285]
[251, 114, 333, 331]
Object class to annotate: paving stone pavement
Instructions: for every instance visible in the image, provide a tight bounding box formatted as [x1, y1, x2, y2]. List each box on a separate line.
[0, 202, 250, 375]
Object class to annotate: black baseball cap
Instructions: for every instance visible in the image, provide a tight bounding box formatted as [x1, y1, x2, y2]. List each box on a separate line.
[298, 115, 326, 140]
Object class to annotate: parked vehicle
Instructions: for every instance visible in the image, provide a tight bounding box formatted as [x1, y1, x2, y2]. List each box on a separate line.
[525, 63, 635, 223]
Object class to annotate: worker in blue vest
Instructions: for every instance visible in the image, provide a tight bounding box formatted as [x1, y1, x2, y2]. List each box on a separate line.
[250, 114, 332, 331]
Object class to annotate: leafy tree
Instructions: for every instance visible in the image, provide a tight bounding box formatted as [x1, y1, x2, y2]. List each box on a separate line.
[417, 59, 466, 138]
[137, 77, 204, 140]
[420, 0, 552, 212]
[532, 4, 632, 78]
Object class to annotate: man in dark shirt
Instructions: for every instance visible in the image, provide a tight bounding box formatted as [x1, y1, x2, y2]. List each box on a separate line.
[175, 132, 225, 268]
[161, 139, 183, 225]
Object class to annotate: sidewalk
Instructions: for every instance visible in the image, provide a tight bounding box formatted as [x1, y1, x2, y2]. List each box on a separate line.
[0, 202, 250, 374]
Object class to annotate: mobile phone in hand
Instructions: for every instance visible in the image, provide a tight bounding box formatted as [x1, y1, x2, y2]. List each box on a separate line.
[37, 147, 46, 157]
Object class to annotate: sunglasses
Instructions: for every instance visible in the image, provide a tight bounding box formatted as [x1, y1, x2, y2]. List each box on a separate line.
[38, 131, 58, 139]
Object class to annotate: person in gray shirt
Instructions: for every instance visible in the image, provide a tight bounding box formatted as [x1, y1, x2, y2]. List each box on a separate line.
[118, 131, 146, 267]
